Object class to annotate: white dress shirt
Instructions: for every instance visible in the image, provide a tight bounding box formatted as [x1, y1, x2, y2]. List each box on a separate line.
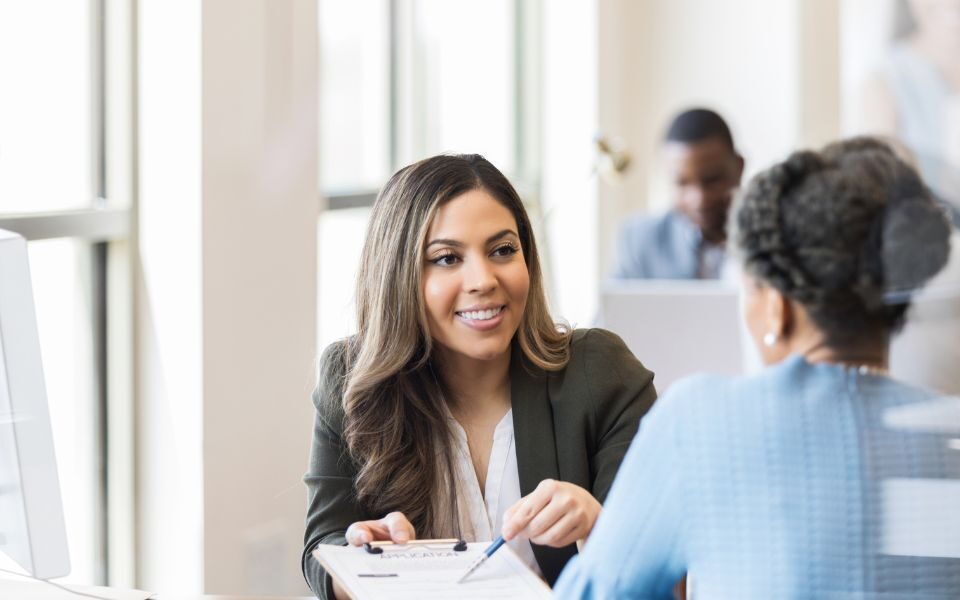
[448, 409, 542, 575]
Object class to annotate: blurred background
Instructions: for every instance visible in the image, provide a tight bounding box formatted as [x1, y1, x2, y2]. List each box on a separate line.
[0, 0, 957, 596]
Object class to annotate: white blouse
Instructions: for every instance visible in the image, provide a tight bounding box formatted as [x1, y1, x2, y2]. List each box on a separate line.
[447, 409, 542, 576]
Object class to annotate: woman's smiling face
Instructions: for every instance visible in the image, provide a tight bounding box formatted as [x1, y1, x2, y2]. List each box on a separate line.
[421, 187, 530, 363]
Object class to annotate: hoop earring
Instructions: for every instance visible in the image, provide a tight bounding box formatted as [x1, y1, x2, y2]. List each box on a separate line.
[763, 332, 778, 347]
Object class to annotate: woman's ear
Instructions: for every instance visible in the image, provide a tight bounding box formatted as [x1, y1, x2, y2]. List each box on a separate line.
[763, 286, 791, 340]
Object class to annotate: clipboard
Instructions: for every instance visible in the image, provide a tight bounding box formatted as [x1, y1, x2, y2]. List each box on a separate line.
[312, 539, 552, 599]
[362, 538, 467, 554]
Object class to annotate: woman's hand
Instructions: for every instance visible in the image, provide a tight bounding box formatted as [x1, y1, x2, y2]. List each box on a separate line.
[501, 479, 601, 547]
[344, 511, 417, 546]
[333, 512, 416, 599]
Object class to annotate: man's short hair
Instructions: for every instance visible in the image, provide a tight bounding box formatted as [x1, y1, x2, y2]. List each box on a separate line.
[664, 108, 736, 152]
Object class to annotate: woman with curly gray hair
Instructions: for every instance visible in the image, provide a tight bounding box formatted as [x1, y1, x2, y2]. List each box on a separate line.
[555, 137, 960, 598]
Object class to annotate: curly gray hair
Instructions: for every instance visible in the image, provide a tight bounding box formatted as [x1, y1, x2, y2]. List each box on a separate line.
[732, 137, 951, 345]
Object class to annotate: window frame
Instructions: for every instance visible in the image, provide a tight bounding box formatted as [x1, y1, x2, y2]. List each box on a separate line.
[0, 0, 135, 587]
[321, 0, 543, 213]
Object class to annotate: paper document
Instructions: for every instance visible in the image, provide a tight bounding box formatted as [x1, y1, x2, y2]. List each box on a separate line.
[312, 541, 552, 600]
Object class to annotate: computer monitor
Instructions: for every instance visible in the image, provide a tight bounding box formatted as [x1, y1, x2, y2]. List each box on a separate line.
[600, 279, 754, 391]
[602, 267, 960, 397]
[0, 229, 71, 579]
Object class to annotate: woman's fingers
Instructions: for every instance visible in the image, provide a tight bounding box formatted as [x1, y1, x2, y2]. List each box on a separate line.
[345, 522, 376, 546]
[502, 479, 601, 547]
[529, 510, 585, 547]
[502, 479, 557, 540]
[345, 512, 417, 546]
[383, 511, 416, 543]
[525, 494, 574, 540]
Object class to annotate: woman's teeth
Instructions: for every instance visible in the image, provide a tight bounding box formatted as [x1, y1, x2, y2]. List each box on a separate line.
[458, 306, 503, 321]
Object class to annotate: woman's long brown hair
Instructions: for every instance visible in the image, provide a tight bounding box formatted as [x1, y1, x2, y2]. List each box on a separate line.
[342, 154, 571, 536]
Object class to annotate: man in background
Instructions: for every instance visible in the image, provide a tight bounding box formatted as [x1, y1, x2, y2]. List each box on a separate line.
[610, 108, 744, 280]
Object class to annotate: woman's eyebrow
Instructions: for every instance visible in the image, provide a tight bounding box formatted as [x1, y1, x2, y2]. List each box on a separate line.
[425, 229, 519, 249]
[486, 229, 519, 244]
[425, 238, 463, 249]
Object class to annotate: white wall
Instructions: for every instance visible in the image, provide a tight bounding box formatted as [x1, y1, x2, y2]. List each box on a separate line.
[541, 0, 600, 326]
[201, 0, 318, 594]
[137, 0, 317, 595]
[840, 0, 898, 133]
[137, 0, 203, 592]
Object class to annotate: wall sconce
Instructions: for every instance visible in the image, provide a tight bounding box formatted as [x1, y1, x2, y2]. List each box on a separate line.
[594, 134, 632, 181]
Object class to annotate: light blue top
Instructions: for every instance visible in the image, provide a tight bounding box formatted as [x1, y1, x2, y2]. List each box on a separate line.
[554, 355, 960, 599]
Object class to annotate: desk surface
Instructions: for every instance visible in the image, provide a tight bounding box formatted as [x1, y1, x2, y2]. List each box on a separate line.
[159, 597, 314, 599]
[0, 578, 314, 600]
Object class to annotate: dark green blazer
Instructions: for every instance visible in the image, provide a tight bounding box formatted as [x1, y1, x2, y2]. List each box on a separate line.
[301, 328, 657, 598]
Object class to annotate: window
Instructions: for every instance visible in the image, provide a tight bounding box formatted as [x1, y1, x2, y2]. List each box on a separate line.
[397, 0, 518, 172]
[0, 0, 133, 586]
[318, 0, 391, 193]
[0, 2, 95, 213]
[317, 0, 540, 348]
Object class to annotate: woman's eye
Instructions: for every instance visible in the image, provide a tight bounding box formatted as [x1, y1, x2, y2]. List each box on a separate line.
[491, 244, 518, 258]
[431, 254, 459, 266]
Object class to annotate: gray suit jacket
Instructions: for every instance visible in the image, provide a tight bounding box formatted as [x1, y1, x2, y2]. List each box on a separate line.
[611, 209, 723, 280]
[301, 328, 657, 598]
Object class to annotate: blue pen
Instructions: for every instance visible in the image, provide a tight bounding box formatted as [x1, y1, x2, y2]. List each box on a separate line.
[456, 535, 506, 584]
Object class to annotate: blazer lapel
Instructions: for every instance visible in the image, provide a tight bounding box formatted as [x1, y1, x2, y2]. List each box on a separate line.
[510, 344, 576, 585]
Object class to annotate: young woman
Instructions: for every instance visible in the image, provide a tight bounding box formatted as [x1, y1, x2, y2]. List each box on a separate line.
[554, 137, 960, 598]
[301, 154, 657, 599]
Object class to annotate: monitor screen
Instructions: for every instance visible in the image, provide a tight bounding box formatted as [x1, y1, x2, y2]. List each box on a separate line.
[0, 229, 70, 579]
[600, 279, 753, 391]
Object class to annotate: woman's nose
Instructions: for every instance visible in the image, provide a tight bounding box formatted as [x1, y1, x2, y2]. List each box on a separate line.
[463, 258, 497, 293]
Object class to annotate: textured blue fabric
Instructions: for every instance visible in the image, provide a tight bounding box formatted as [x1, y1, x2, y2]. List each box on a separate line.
[554, 355, 960, 599]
